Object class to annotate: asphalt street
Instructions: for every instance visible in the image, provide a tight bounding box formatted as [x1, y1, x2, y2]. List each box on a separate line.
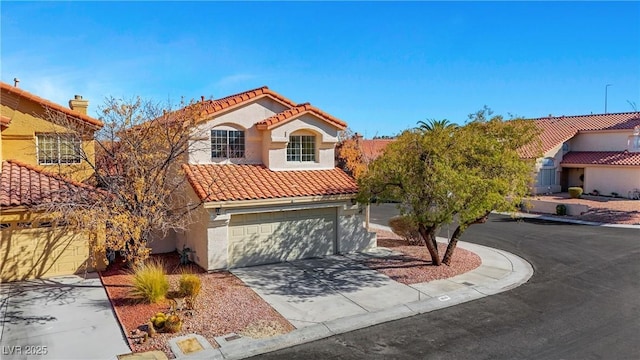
[250, 205, 640, 360]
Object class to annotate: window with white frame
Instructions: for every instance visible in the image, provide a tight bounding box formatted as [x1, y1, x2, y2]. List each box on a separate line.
[37, 134, 82, 165]
[538, 157, 556, 186]
[287, 135, 315, 162]
[211, 130, 245, 158]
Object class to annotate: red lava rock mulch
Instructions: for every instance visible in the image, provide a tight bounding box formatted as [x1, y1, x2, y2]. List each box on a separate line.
[99, 252, 294, 358]
[365, 229, 482, 285]
[529, 194, 640, 225]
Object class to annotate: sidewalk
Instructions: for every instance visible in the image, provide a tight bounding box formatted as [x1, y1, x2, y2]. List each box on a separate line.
[198, 225, 533, 360]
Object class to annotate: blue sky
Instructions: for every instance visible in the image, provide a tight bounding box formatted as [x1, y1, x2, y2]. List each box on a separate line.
[2, 1, 639, 137]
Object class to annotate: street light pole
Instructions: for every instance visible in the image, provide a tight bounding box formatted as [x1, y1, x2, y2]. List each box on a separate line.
[605, 84, 612, 114]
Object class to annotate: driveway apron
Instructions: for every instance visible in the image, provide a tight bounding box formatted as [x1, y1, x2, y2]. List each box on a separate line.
[231, 255, 422, 329]
[0, 273, 130, 360]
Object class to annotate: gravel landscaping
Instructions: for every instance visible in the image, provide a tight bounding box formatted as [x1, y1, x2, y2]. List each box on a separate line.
[366, 229, 482, 284]
[529, 194, 640, 225]
[99, 253, 294, 358]
[102, 230, 484, 357]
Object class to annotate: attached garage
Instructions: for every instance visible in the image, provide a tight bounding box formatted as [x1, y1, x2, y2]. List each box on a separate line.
[1, 160, 105, 282]
[0, 223, 92, 282]
[228, 207, 336, 268]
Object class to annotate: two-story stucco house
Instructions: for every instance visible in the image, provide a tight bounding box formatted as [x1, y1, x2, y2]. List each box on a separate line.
[0, 80, 105, 281]
[520, 112, 640, 197]
[162, 87, 375, 270]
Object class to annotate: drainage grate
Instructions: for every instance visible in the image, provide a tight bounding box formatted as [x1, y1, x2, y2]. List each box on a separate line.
[462, 281, 474, 286]
[225, 334, 242, 341]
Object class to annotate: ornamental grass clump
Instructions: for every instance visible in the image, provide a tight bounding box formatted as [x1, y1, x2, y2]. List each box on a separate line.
[129, 259, 169, 304]
[179, 273, 202, 300]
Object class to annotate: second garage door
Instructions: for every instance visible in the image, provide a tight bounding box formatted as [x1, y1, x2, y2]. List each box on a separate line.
[228, 207, 336, 268]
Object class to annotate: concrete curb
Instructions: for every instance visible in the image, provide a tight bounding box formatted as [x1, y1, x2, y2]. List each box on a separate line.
[205, 223, 534, 360]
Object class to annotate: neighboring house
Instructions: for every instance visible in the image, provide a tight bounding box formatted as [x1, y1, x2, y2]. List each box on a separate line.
[519, 112, 640, 197]
[163, 86, 375, 270]
[0, 81, 105, 281]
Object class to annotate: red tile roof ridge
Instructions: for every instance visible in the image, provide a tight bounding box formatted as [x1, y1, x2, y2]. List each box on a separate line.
[199, 86, 298, 117]
[529, 111, 640, 121]
[0, 81, 104, 129]
[256, 103, 347, 130]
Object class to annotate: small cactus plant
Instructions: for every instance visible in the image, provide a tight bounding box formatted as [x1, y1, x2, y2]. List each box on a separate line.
[164, 314, 182, 333]
[568, 187, 583, 198]
[150, 312, 167, 329]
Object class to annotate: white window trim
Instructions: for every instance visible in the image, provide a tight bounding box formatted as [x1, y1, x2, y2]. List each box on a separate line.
[211, 129, 245, 159]
[287, 135, 316, 162]
[36, 134, 82, 165]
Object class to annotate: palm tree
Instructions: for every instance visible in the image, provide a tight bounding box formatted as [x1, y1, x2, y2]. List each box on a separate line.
[416, 119, 457, 132]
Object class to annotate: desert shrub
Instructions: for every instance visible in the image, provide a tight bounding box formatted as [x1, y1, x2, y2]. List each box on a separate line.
[179, 273, 202, 300]
[556, 204, 567, 216]
[568, 187, 583, 198]
[129, 259, 169, 304]
[389, 216, 421, 245]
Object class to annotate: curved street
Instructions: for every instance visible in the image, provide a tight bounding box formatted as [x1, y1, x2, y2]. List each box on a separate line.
[250, 205, 640, 359]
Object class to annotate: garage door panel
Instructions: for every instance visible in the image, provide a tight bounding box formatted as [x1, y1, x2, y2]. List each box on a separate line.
[228, 208, 336, 268]
[1, 228, 90, 282]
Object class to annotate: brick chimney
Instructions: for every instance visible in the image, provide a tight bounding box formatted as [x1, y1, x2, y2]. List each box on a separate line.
[69, 95, 88, 115]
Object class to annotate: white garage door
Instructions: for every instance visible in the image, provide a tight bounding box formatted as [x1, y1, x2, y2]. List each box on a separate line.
[228, 207, 336, 268]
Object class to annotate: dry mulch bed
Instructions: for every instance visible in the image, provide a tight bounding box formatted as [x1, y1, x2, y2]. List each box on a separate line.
[529, 194, 640, 225]
[100, 252, 294, 358]
[365, 230, 482, 284]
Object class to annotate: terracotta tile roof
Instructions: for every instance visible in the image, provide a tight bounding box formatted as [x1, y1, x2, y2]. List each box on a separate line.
[199, 86, 297, 118]
[0, 81, 104, 129]
[560, 151, 640, 166]
[519, 112, 640, 158]
[0, 160, 99, 208]
[359, 139, 394, 160]
[256, 103, 347, 130]
[0, 115, 10, 128]
[183, 164, 357, 202]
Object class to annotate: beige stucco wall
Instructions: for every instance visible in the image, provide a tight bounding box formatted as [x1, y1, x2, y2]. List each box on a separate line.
[189, 98, 289, 165]
[566, 167, 584, 188]
[584, 166, 640, 197]
[569, 131, 631, 152]
[336, 204, 376, 253]
[531, 144, 564, 194]
[265, 115, 339, 171]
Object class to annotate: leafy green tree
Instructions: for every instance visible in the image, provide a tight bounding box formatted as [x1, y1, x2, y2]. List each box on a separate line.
[358, 109, 541, 265]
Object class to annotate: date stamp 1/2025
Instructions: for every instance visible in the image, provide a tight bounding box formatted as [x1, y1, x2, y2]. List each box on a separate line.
[2, 345, 48, 356]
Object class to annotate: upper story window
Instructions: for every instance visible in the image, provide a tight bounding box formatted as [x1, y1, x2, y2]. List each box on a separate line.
[287, 135, 315, 162]
[37, 134, 81, 165]
[211, 130, 245, 158]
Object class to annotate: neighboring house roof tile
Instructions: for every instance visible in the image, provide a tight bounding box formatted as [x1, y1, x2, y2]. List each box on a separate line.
[199, 86, 297, 117]
[359, 139, 394, 160]
[0, 160, 99, 208]
[0, 81, 104, 129]
[183, 164, 357, 202]
[560, 151, 640, 166]
[519, 112, 640, 158]
[256, 103, 347, 130]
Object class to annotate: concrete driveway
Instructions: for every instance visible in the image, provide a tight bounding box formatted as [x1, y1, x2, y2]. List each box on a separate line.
[0, 273, 130, 360]
[231, 254, 426, 329]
